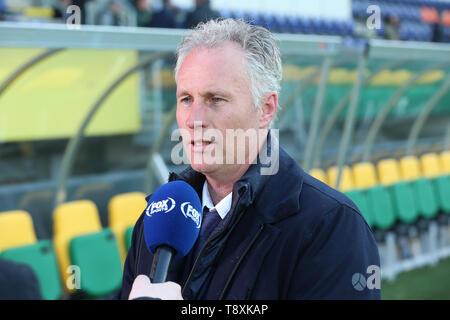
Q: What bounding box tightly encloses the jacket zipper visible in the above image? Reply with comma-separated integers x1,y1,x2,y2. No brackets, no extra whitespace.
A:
218,224,264,300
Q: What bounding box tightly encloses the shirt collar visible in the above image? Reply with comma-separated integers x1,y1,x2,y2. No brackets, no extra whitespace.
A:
202,180,232,220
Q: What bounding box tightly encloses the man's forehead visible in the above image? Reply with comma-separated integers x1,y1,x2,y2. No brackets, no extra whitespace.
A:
179,43,245,72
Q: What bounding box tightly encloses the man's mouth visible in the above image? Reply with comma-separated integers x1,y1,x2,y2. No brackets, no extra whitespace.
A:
190,139,214,152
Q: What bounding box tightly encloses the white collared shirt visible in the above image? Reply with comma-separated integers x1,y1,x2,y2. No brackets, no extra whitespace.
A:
202,180,232,219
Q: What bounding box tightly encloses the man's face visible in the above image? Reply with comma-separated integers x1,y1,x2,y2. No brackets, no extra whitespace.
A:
176,42,262,178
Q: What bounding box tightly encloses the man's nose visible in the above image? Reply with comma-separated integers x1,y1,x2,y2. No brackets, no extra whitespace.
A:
186,100,209,129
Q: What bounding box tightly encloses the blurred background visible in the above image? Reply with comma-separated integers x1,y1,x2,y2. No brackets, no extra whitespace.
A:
0,0,449,300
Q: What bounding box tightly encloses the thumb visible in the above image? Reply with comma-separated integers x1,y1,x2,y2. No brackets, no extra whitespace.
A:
128,274,152,300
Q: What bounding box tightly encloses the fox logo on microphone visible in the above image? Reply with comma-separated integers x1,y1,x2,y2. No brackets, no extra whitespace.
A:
181,202,201,228
146,197,176,216
143,181,202,258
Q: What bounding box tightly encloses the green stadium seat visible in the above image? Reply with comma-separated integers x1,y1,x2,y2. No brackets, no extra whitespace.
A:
377,158,419,225
411,178,439,219
366,185,396,230
433,175,450,213
389,182,419,224
125,226,134,252
345,189,373,228
69,228,122,297
53,200,102,292
0,240,62,300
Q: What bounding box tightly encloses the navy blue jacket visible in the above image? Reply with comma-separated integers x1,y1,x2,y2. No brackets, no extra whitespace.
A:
115,146,381,299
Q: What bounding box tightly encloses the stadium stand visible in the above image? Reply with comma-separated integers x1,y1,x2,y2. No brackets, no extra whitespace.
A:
377,158,419,224
0,210,36,252
0,210,62,300
0,240,62,300
52,199,127,298
326,165,355,192
441,150,450,173
69,228,122,297
1,0,450,300
108,191,147,262
1,0,449,42
53,200,103,292
309,168,328,184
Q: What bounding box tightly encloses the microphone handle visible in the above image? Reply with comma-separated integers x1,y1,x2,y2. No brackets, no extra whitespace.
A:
150,245,175,283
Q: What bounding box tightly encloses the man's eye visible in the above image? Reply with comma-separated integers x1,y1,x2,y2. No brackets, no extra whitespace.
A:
212,97,223,103
181,97,192,103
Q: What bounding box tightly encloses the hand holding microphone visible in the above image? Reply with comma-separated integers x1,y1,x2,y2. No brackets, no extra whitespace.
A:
128,181,202,300
128,275,183,300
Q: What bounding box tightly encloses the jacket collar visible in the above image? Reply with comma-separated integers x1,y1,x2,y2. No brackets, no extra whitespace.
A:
164,131,304,224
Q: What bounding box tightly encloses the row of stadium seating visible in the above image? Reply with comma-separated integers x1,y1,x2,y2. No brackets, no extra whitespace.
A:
353,0,447,22
219,10,355,36
235,12,450,42
398,21,435,41
384,0,450,8
310,151,450,231
0,192,147,299
218,1,450,41
0,150,448,299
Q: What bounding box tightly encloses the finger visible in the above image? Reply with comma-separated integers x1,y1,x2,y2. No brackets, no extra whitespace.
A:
135,274,151,287
129,274,151,300
164,281,182,291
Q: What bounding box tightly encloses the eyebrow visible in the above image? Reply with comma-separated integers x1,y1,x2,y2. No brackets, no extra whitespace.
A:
176,89,190,98
176,89,233,99
202,90,232,99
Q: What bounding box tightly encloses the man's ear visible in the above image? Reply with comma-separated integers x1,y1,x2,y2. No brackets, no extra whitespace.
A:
258,92,278,129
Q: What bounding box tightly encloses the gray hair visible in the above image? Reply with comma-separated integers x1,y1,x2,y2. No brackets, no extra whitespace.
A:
174,18,282,111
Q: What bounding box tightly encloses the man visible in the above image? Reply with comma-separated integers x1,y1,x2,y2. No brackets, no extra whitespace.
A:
116,18,380,300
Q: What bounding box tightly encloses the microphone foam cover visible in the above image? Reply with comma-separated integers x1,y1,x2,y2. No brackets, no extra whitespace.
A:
143,181,202,258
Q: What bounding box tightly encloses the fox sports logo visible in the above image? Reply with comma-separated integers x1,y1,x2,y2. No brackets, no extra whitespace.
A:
181,202,201,228
145,197,176,216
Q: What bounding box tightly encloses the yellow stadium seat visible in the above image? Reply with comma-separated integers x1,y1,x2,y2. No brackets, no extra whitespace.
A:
420,152,441,178
24,7,54,18
108,192,147,261
0,210,37,253
352,162,378,189
309,168,327,184
399,156,421,181
440,151,450,174
326,166,354,192
53,200,102,292
377,158,401,186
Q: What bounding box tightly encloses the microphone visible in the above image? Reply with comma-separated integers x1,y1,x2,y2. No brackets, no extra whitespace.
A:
143,181,202,283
